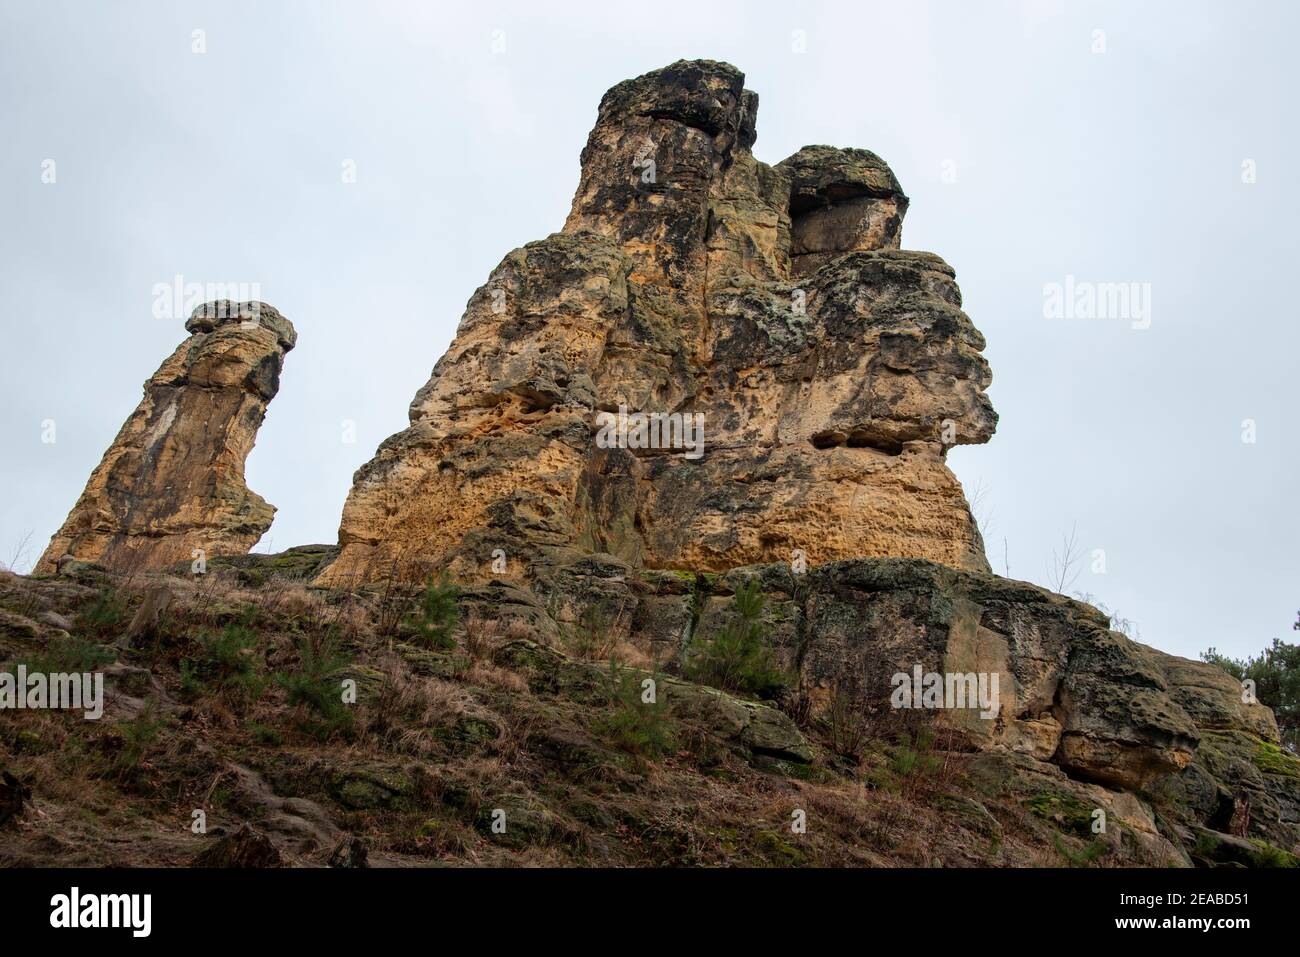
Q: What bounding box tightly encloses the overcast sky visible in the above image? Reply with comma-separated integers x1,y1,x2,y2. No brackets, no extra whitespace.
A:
2,0,1295,662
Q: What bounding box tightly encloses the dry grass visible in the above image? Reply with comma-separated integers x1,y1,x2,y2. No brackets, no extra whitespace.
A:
462,615,503,659
464,660,529,694
259,578,328,624
460,616,535,691
609,639,655,670
505,619,538,641
359,652,473,756
492,710,542,766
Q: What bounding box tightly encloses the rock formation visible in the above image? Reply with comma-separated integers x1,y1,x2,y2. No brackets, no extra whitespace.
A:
446,553,1298,854
36,301,295,574
317,59,995,588
311,60,1300,856
5,60,1296,868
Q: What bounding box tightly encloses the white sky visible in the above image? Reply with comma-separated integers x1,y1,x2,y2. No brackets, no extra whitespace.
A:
2,0,1295,662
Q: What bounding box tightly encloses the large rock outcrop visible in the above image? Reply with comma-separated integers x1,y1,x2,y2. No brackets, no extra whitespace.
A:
36,302,295,574
308,60,1300,854
450,552,1299,852
318,60,995,588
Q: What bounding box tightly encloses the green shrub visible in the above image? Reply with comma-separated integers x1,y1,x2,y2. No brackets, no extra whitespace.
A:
180,622,265,703
23,635,116,674
248,722,284,746
890,727,943,777
593,661,675,759
878,726,949,800
276,632,354,739
1055,834,1110,867
110,706,165,781
684,581,787,698
408,574,460,650
75,588,130,641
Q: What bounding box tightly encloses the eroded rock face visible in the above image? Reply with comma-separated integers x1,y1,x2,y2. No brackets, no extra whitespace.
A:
533,555,1223,791
318,60,995,587
448,551,1299,850
36,302,295,574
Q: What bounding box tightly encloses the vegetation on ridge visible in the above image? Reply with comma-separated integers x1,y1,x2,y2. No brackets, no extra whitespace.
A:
0,557,1296,868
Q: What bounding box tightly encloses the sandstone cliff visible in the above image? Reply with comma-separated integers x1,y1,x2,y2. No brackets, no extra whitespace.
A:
317,60,995,588
36,302,295,574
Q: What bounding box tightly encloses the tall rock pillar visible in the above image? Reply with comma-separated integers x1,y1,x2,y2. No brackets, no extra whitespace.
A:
36,301,295,574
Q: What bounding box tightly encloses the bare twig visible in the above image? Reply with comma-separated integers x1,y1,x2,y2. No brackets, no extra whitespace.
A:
1,530,35,574
1046,523,1082,594
969,478,994,542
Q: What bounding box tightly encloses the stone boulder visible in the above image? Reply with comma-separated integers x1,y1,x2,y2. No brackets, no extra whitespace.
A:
191,823,283,868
